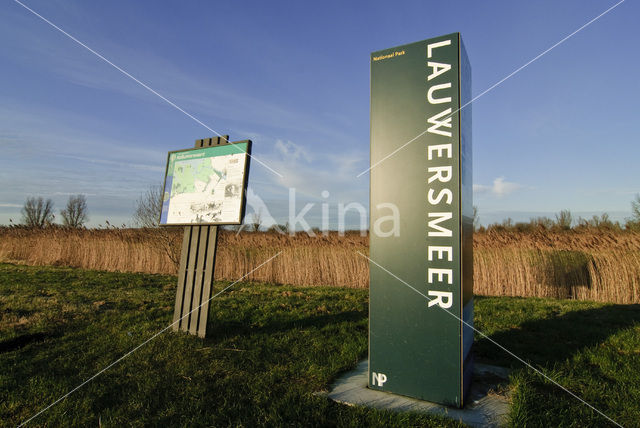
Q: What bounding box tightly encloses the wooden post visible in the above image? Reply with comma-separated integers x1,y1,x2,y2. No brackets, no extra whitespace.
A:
171,136,228,338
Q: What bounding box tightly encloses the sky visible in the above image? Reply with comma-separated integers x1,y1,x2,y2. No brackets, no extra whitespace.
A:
1,0,639,228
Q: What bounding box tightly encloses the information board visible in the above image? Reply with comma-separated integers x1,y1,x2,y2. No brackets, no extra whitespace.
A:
160,141,251,225
369,33,473,407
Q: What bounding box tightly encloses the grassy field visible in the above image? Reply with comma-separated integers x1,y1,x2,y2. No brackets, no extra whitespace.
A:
1,227,640,303
1,263,639,427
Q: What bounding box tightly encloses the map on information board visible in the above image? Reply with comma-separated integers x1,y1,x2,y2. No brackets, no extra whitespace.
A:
160,142,250,225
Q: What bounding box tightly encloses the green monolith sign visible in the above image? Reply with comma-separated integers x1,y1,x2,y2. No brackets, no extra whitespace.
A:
369,33,473,407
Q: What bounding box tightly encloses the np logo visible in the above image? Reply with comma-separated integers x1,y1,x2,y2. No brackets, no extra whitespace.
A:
371,372,388,387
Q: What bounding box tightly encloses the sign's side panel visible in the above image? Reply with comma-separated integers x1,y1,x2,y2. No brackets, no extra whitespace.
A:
238,140,252,228
459,35,474,402
369,33,462,406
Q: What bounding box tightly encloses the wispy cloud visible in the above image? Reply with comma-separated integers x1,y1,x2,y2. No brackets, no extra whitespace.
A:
474,177,522,197
1,5,367,226
52,191,97,197
5,18,357,146
55,154,164,173
274,140,312,163
242,135,368,204
0,104,163,162
0,104,167,222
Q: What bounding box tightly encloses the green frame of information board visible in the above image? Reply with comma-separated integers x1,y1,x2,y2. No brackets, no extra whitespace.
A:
369,33,473,407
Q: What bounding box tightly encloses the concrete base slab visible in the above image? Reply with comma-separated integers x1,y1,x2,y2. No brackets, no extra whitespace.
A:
323,360,510,427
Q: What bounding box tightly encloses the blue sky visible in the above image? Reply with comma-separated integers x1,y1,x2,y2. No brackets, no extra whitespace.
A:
1,0,639,228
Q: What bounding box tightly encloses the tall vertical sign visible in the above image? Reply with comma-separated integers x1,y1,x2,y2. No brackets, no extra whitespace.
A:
369,33,473,407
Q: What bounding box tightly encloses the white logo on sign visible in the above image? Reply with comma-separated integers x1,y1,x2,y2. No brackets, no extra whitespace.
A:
371,372,388,387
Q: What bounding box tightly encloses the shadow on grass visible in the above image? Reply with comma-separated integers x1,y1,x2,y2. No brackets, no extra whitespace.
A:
0,331,62,353
474,303,640,368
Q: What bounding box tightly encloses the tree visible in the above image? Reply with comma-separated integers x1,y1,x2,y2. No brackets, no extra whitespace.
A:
249,209,262,232
472,205,479,231
21,197,54,228
60,194,88,228
625,195,640,231
133,184,181,269
530,216,554,229
501,217,514,228
555,209,573,230
631,194,640,222
133,184,163,228
579,213,621,231
266,224,287,234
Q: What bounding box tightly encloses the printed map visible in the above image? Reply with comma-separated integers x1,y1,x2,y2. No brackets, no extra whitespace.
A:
160,143,248,225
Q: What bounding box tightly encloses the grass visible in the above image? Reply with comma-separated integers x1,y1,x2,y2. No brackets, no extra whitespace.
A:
0,263,458,427
474,297,640,426
1,263,639,427
2,227,640,303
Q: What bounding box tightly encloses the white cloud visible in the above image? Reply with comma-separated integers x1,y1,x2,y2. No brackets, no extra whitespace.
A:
274,140,312,163
248,138,368,204
0,204,22,208
474,177,522,197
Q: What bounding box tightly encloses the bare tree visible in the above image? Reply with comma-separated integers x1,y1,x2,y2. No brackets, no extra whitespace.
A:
60,194,88,228
472,205,479,231
625,194,640,231
631,194,640,222
133,184,181,269
530,216,554,229
555,209,573,230
133,184,163,228
21,197,54,228
583,213,620,230
249,209,262,232
266,224,287,234
234,210,263,234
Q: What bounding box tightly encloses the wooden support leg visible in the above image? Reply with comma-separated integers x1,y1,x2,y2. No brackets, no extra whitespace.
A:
171,136,228,337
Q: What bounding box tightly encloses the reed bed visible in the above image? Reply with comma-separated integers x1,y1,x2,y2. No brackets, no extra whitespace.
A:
1,227,639,303
474,230,640,303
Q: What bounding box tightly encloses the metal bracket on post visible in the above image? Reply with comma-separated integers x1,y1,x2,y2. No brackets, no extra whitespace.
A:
171,136,228,338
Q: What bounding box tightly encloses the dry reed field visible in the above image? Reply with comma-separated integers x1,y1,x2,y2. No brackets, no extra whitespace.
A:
1,226,639,303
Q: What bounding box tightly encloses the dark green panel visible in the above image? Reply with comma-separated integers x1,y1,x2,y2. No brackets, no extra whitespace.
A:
369,33,472,407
